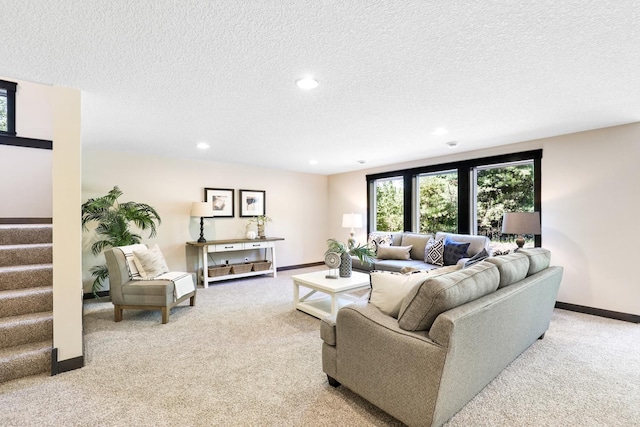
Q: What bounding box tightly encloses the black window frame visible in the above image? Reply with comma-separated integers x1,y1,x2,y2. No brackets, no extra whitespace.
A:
367,149,542,246
0,79,17,137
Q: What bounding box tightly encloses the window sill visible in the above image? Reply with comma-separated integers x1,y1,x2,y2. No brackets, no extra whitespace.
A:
0,134,52,150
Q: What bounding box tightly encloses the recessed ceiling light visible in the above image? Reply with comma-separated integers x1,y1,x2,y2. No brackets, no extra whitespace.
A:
357,160,367,164
196,142,210,150
309,159,318,165
432,127,449,136
446,141,458,148
296,77,319,90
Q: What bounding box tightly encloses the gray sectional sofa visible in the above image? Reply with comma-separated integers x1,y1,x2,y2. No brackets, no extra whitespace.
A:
321,248,563,427
352,231,491,272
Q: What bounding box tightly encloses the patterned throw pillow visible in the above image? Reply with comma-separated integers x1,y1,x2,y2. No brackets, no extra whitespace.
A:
367,233,393,256
463,248,489,268
424,237,444,266
132,244,170,279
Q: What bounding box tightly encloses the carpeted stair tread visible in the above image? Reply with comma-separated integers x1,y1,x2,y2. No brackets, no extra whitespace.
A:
0,244,53,267
0,225,54,384
0,224,52,245
0,286,53,317
0,340,52,383
0,264,53,291
0,312,53,349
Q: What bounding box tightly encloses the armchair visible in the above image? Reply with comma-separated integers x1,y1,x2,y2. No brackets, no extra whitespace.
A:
105,244,196,324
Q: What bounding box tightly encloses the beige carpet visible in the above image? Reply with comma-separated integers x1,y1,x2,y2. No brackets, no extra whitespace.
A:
1,267,639,426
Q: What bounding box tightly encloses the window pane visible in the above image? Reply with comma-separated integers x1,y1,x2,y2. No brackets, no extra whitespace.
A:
0,89,7,133
417,171,457,234
374,177,403,232
476,162,535,246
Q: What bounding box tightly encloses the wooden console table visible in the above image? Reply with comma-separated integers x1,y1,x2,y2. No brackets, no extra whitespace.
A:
187,237,284,288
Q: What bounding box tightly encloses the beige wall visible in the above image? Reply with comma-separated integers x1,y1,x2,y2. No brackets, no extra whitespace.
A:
15,78,54,140
52,86,83,362
0,77,52,218
328,123,640,316
81,150,329,292
0,77,82,362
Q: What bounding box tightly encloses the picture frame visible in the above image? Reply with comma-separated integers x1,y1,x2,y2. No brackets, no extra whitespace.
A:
204,188,235,218
239,189,266,217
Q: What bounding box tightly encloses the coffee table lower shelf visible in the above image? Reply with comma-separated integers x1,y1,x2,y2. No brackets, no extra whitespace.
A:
292,270,370,319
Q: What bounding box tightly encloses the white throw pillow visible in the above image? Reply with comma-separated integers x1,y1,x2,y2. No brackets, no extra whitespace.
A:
369,270,433,318
132,244,169,279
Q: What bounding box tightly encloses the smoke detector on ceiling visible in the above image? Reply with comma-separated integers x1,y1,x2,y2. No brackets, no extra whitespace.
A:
446,141,458,148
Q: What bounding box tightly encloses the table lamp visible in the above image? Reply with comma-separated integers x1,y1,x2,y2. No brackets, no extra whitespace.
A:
342,213,363,249
191,202,214,243
501,212,541,249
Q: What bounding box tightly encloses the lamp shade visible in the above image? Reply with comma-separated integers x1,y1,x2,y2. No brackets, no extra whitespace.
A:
342,213,363,229
501,212,541,235
190,202,213,218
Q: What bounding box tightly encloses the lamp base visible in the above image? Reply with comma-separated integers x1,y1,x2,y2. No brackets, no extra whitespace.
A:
198,217,206,243
347,230,356,249
515,235,525,249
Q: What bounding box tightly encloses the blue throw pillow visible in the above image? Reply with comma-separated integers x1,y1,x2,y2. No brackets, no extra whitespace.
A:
443,236,470,266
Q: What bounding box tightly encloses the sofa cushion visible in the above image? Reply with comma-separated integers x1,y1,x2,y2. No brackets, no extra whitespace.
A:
367,232,394,256
401,233,432,260
443,236,470,266
397,262,500,331
425,237,445,266
485,252,530,288
376,245,412,260
517,248,551,276
369,270,434,317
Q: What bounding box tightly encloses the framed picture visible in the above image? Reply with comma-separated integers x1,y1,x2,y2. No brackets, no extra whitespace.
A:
239,189,265,217
204,188,234,218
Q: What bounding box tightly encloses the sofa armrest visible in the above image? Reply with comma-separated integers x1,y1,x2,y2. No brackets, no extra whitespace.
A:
320,314,337,346
330,302,448,427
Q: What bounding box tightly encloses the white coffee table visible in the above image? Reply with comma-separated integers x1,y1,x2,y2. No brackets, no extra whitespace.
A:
292,270,371,319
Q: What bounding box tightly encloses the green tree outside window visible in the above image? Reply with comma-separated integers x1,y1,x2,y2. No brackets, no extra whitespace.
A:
418,172,458,234
0,93,7,132
476,164,534,242
375,179,403,232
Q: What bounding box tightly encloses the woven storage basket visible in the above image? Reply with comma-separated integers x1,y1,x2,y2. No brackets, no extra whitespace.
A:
230,263,253,274
208,265,231,277
252,260,272,271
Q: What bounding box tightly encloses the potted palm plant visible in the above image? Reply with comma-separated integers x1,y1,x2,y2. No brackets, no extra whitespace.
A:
325,238,376,277
81,186,161,297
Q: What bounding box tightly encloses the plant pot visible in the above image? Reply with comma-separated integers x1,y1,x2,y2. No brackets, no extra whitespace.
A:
339,252,352,278
257,224,265,239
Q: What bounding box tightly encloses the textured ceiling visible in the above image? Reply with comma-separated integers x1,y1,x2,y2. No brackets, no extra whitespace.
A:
1,1,639,174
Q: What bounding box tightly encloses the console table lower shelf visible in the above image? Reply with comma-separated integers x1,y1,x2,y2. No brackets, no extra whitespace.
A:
187,237,284,288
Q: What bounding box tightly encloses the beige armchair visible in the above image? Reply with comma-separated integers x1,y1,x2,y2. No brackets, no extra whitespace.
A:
105,244,196,324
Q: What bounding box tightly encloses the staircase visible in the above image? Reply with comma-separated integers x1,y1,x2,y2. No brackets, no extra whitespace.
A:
0,224,53,383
